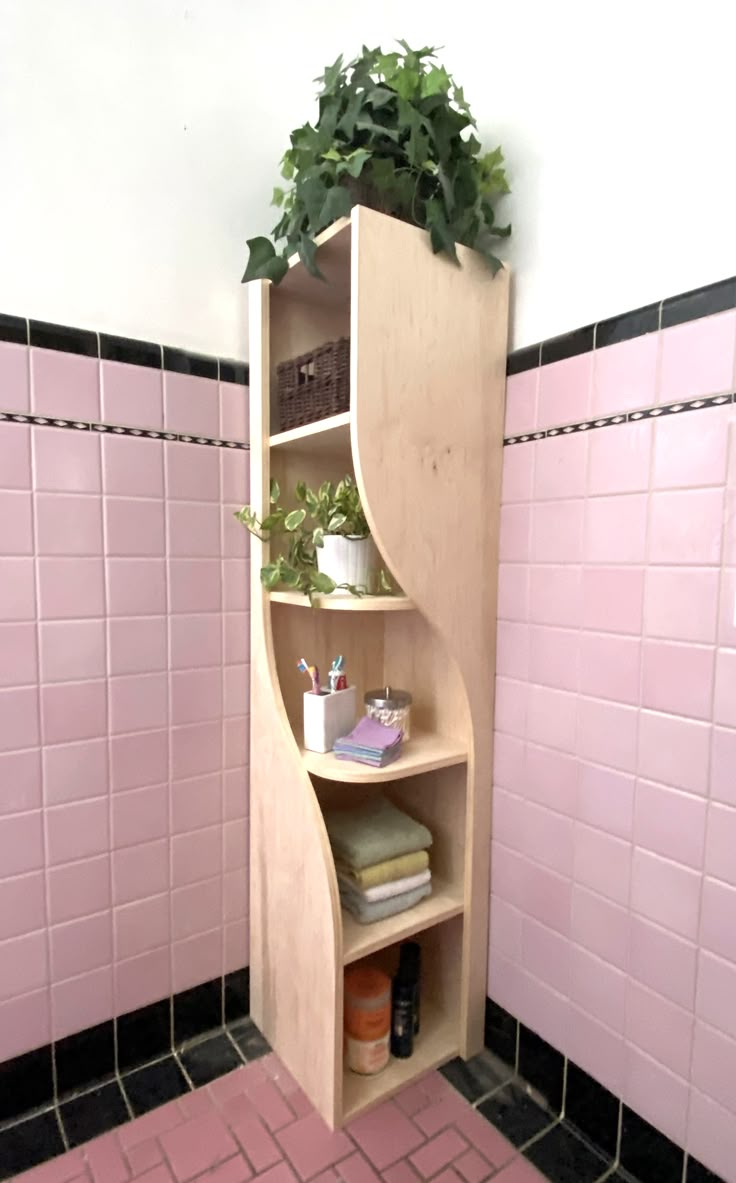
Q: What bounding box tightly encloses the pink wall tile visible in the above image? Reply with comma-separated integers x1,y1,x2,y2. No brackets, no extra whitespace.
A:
705,803,736,887
223,558,250,611
501,442,534,503
515,969,571,1054
47,856,111,925
0,809,43,876
649,488,725,565
638,710,711,795
112,783,168,848
42,678,106,744
0,622,37,687
172,720,223,780
634,779,707,869
0,930,48,1000
591,333,658,418
537,353,592,430
36,492,102,555
110,729,168,792
0,989,50,1061
496,621,531,681
108,616,167,676
490,842,527,910
521,861,572,936
221,505,248,559
31,348,100,422
582,566,644,634
626,979,693,1077
105,497,165,556
499,503,531,563
167,439,221,501
697,951,736,1042
46,797,108,865
489,895,523,964
641,640,715,720
171,614,222,670
497,564,529,622
39,620,106,682
577,763,634,839
629,914,697,1010
53,965,113,1041
101,359,162,429
494,677,527,738
645,566,720,644
102,435,163,498
653,404,730,488
529,565,582,627
171,668,223,725
584,494,648,564
588,419,652,495
690,1021,736,1115
221,448,249,508
688,1089,736,1183
172,877,222,941
574,823,631,906
0,341,30,411
164,371,219,438
173,928,223,993
0,870,46,940
0,686,40,752
0,422,31,489
577,696,638,773
0,749,41,816
504,369,538,437
0,490,33,554
524,743,577,815
520,801,574,877
37,557,105,619
631,849,701,940
224,916,249,973
700,877,736,963
107,557,166,616
172,823,222,886
578,632,640,704
44,738,107,805
50,910,112,980
624,1046,690,1147
114,894,170,960
223,768,248,821
569,945,626,1031
169,501,222,558
528,626,578,691
113,839,169,905
224,665,249,718
115,946,171,1015
533,434,588,500
530,500,584,563
718,568,736,648
172,773,222,833
566,1004,625,1096
571,886,628,967
170,558,222,614
220,381,248,443
33,426,100,492
526,684,577,751
521,917,571,995
714,647,736,726
109,672,167,734
493,733,526,794
659,311,736,403
224,818,248,871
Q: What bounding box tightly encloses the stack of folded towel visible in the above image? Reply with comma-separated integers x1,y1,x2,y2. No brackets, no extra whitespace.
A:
324,795,433,925
333,717,403,768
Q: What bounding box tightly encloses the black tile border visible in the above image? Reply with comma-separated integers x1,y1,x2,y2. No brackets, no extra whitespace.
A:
506,272,736,375
0,1044,54,1125
0,410,248,450
55,1020,115,1097
0,312,249,385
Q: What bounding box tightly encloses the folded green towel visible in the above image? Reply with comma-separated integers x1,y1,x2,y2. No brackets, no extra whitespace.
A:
324,795,432,870
337,868,431,903
340,881,432,925
335,850,430,889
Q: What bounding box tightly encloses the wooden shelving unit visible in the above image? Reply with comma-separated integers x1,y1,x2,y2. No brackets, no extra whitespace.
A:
248,206,509,1128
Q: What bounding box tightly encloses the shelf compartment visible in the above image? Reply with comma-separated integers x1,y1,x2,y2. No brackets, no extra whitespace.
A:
302,732,468,784
341,1000,458,1122
270,590,413,612
269,412,351,455
342,879,464,965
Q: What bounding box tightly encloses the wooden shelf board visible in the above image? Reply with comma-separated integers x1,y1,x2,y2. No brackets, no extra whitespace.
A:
270,590,413,612
342,880,464,965
302,733,468,784
341,1001,458,1122
269,412,351,456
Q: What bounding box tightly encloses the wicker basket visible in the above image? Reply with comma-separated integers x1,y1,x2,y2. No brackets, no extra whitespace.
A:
276,338,350,433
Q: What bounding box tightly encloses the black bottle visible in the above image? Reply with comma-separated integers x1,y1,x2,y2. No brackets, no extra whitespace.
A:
399,941,421,1035
390,969,414,1058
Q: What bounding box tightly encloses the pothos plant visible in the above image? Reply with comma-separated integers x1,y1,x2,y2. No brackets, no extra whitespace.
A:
243,41,510,285
235,474,392,597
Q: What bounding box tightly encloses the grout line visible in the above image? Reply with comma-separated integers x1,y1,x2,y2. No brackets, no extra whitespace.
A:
54,1102,70,1153
173,1048,195,1091
225,1026,249,1066
514,1019,520,1073
117,1071,135,1121
560,1056,569,1120
614,1097,623,1167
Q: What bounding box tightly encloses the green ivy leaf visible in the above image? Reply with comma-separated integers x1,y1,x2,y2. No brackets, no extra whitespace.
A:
317,184,352,231
284,509,306,531
420,65,451,98
311,571,337,594
271,186,286,207
355,118,400,142
312,527,324,548
295,481,307,501
241,237,289,284
321,147,343,162
269,478,280,503
340,148,371,178
298,233,325,280
260,564,281,589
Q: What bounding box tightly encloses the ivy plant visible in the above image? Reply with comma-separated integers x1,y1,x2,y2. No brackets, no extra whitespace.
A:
235,475,391,598
242,41,510,285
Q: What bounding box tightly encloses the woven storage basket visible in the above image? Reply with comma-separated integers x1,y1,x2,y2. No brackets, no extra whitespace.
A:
276,337,350,432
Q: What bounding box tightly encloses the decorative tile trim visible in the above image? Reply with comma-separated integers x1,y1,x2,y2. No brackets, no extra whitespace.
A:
506,274,736,375
0,410,248,449
0,312,249,385
504,391,735,446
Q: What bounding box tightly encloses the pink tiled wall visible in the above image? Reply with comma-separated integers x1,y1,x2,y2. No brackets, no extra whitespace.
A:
492,309,736,1181
0,339,250,1062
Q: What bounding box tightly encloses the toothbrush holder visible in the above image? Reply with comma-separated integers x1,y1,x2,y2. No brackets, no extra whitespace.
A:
303,686,357,754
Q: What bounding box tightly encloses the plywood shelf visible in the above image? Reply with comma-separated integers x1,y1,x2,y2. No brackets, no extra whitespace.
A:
270,590,413,612
342,880,464,965
302,732,468,784
341,1001,458,1122
269,412,351,455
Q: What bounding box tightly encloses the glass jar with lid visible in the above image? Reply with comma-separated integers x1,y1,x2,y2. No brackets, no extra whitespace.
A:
363,686,412,739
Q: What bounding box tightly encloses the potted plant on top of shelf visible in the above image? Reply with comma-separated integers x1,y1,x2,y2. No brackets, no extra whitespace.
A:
236,474,390,598
242,40,510,285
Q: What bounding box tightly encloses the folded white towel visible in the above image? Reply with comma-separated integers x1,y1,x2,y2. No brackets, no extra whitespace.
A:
337,867,431,903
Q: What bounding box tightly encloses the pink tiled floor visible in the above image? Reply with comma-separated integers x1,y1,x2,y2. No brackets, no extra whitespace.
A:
13,1055,546,1183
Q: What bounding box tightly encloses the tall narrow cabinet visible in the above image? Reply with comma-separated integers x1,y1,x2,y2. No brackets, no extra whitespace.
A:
248,206,509,1129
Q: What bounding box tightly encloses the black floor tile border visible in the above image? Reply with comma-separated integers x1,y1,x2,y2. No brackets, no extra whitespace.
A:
0,409,248,450
479,998,728,1183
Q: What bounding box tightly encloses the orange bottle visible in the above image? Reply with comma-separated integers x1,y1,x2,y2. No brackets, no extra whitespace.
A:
344,965,391,1075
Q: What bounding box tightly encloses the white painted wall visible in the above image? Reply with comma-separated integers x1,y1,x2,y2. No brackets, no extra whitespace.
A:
1,0,735,358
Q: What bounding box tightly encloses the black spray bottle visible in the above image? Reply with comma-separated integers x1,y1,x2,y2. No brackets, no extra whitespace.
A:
391,941,421,1058
399,941,421,1035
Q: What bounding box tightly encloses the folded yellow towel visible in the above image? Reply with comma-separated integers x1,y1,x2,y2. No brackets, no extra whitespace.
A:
335,849,430,890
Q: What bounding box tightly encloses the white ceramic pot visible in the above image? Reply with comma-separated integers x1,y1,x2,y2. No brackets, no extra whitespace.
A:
317,535,377,593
